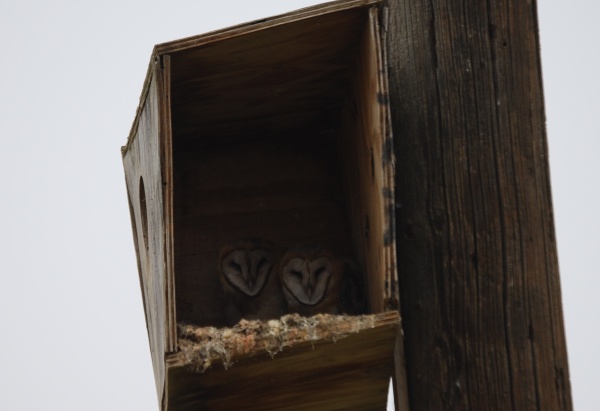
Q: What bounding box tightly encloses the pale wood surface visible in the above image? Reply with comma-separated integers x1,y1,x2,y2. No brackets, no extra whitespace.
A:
122,67,169,400
157,54,177,352
166,312,400,410
385,0,572,409
338,6,397,315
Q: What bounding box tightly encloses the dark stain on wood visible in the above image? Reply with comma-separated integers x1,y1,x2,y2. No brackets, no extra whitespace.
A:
385,0,572,409
377,91,389,105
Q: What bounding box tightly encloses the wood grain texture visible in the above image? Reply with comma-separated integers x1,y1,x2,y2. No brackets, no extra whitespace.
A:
338,7,397,315
384,0,572,409
122,65,170,401
157,54,177,354
166,312,400,410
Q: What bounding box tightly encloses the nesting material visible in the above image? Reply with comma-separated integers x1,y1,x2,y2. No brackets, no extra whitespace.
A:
166,311,400,410
175,313,394,373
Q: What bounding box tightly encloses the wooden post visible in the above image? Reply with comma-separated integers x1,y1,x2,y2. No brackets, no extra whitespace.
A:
384,0,572,409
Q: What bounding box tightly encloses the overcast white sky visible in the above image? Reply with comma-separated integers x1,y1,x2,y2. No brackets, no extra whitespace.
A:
0,1,597,410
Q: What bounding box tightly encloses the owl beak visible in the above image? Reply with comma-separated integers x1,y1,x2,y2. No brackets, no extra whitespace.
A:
300,277,309,297
306,276,316,298
241,269,252,287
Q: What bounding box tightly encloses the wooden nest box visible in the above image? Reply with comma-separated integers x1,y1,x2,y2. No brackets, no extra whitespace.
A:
122,0,404,409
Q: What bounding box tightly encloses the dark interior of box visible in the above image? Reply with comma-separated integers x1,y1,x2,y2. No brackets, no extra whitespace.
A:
169,8,385,327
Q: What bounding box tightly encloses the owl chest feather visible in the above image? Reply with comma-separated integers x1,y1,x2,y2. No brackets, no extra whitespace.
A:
283,272,343,316
222,273,285,321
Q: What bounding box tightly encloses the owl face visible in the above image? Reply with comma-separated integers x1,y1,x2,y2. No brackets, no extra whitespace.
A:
219,240,275,297
280,250,336,307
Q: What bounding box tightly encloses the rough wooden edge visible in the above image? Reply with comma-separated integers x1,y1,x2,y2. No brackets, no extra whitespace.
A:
124,176,150,339
372,7,397,311
369,7,409,410
157,54,177,354
122,56,158,156
154,0,382,55
374,8,406,410
166,311,400,373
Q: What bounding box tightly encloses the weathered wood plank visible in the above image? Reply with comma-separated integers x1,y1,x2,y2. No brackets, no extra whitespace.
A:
122,66,169,401
385,0,572,409
338,5,396,316
157,54,177,353
166,312,400,410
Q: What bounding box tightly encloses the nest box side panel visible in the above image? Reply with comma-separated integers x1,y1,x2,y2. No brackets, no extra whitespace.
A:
339,7,397,314
369,6,398,311
122,67,170,401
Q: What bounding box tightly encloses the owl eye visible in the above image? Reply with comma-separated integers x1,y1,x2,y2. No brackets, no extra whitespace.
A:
256,257,269,271
229,261,242,272
290,270,303,279
314,267,326,278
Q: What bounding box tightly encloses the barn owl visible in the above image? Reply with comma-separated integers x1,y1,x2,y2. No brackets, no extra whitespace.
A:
218,239,286,324
278,248,366,317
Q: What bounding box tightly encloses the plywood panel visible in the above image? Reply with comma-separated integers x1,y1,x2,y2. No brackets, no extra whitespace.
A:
338,6,396,314
157,54,177,353
122,65,169,400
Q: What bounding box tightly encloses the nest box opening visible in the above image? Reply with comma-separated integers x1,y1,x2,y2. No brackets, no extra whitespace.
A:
166,6,396,328
139,176,150,252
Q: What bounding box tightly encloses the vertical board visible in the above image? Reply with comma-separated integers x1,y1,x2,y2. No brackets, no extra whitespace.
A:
157,54,177,353
368,7,410,410
370,7,399,313
339,9,408,407
339,6,397,313
122,62,168,401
